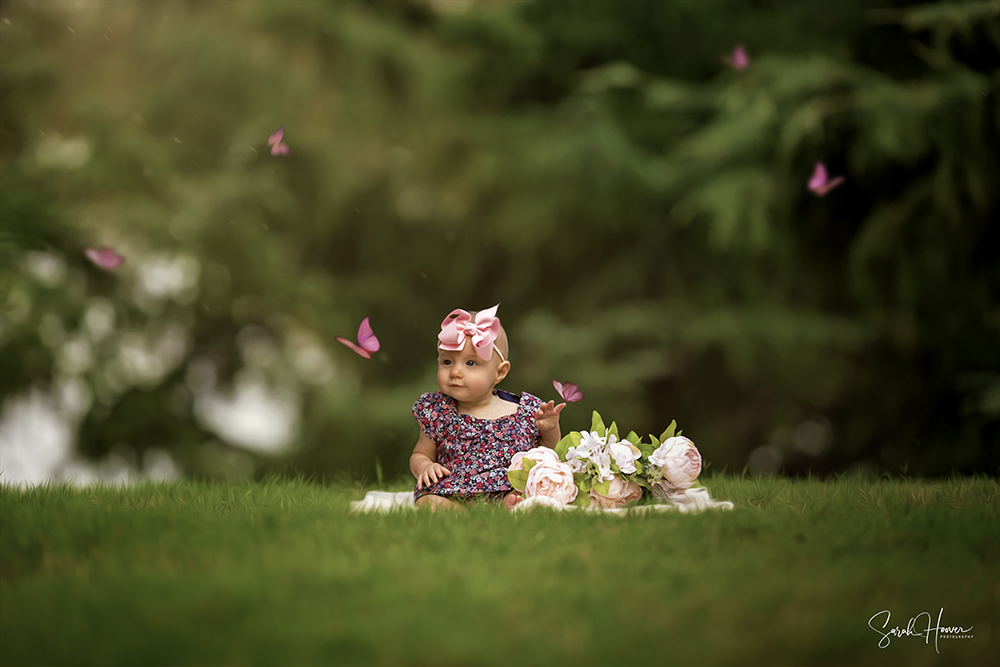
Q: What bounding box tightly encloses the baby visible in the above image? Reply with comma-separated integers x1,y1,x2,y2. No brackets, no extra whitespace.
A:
409,305,565,511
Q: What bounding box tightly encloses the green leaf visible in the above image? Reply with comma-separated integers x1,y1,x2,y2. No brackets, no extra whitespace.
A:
593,479,611,496
573,473,592,493
570,491,591,508
625,430,641,446
556,432,583,463
609,421,619,440
658,420,677,442
590,411,606,436
523,458,537,474
554,433,575,460
638,441,655,457
648,434,660,448
507,469,527,491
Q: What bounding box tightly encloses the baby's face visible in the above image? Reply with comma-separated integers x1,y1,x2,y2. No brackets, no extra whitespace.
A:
437,338,506,404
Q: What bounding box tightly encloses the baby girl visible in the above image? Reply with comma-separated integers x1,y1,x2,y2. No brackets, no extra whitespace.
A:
409,305,565,511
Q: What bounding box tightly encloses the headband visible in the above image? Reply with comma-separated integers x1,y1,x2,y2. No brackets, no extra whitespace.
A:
438,304,506,363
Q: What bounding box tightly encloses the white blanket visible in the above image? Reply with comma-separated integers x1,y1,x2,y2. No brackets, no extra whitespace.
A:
349,487,734,515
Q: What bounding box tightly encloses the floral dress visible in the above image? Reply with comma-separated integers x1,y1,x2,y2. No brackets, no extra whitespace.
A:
412,389,543,502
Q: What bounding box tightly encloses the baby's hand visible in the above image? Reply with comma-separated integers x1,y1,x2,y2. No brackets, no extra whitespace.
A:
416,462,451,489
534,400,566,434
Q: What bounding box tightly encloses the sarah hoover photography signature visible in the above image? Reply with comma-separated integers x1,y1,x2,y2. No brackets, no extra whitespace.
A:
869,608,973,653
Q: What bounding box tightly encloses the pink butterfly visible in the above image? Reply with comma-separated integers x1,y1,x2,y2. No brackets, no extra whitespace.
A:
808,162,846,196
84,246,125,270
336,317,380,359
552,379,584,403
267,126,290,156
722,44,750,70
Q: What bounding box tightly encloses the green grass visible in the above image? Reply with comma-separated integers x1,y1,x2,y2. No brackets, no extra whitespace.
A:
2,473,997,666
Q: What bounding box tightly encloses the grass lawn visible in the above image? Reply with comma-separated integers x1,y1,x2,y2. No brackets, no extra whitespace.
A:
1,473,997,666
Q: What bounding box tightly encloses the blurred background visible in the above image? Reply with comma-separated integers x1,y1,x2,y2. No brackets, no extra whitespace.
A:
1,0,997,488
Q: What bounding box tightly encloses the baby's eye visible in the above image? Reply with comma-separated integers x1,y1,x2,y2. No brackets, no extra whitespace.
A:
441,359,452,366
466,360,477,367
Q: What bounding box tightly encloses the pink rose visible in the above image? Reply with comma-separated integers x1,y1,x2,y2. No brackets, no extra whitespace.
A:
588,476,644,509
524,460,578,505
649,436,702,492
509,447,561,472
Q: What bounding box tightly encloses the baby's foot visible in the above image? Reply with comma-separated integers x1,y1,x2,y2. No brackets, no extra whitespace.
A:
503,491,523,512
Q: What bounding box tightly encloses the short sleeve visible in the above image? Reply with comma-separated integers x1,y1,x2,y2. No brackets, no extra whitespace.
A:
519,391,544,414
412,392,445,441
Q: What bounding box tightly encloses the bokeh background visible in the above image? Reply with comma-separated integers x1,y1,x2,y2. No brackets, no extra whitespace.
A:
1,0,998,488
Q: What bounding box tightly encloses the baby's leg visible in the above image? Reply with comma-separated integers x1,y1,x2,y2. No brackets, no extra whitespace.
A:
415,494,466,512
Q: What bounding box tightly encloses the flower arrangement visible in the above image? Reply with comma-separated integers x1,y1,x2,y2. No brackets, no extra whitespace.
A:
507,411,703,510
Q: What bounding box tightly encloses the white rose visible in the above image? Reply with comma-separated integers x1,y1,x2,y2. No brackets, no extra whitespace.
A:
649,436,702,491
608,441,640,474
524,460,579,505
588,476,644,509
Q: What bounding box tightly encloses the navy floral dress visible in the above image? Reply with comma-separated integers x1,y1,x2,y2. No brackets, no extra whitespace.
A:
412,390,543,502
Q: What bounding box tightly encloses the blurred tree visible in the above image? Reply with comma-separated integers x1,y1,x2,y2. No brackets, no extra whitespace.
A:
0,0,997,484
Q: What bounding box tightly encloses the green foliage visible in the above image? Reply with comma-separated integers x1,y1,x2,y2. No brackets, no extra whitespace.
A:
554,430,581,460
658,419,678,443
507,468,527,491
590,411,606,436
1,0,998,484
638,441,656,459
568,489,591,508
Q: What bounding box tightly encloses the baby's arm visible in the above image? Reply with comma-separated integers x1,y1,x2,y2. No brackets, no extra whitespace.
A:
410,430,451,489
534,400,566,449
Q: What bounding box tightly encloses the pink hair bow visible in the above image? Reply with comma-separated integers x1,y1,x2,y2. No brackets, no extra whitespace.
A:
438,304,505,362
